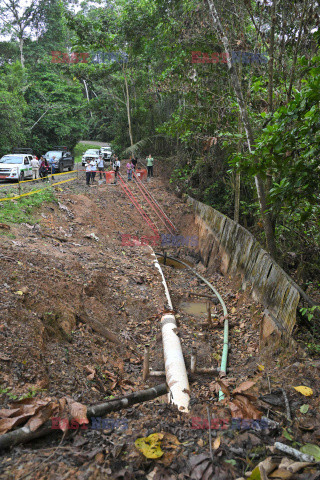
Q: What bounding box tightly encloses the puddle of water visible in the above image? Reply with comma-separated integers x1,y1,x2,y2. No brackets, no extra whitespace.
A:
156,256,194,269
179,300,208,316
157,256,187,269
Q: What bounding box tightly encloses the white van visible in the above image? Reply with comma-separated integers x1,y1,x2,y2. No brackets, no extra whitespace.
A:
0,153,33,181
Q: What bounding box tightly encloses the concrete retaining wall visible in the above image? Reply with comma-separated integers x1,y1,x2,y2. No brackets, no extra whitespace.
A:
188,197,300,337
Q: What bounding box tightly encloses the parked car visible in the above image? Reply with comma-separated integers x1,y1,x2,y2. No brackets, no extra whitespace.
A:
0,149,33,181
82,149,100,166
44,146,74,173
100,146,113,161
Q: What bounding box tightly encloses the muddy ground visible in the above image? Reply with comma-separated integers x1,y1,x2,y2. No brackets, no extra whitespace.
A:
0,167,319,480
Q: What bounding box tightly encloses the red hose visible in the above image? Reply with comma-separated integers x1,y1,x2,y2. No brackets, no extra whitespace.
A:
118,174,160,238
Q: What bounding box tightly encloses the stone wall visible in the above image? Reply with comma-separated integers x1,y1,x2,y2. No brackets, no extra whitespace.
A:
188,197,300,337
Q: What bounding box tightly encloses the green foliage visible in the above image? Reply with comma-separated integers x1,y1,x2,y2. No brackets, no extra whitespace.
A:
249,55,320,221
0,188,56,224
300,306,320,323
0,386,45,402
0,63,27,155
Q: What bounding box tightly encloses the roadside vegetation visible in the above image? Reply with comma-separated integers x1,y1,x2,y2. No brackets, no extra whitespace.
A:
0,188,56,224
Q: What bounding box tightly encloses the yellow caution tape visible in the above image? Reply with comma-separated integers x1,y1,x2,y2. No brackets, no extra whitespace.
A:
0,169,78,188
19,170,78,184
0,177,76,202
52,178,77,187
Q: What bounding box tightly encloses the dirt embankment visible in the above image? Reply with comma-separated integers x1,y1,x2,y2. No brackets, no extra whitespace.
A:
0,169,319,480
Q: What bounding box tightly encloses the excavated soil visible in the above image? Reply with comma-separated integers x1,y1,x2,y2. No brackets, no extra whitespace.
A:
0,168,319,480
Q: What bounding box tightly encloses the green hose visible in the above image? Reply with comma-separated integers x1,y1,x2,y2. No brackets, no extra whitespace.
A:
155,253,228,401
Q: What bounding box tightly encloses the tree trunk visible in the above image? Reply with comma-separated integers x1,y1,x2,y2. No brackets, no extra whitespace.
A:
207,0,277,258
234,114,242,224
266,0,277,239
83,80,92,118
287,0,308,102
234,170,240,223
19,37,24,68
0,384,168,449
123,65,134,146
268,0,276,113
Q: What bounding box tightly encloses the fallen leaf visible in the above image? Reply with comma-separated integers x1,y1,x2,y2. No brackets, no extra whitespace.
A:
286,461,314,473
135,433,164,459
260,392,284,406
85,365,95,380
229,394,262,420
161,432,180,450
293,386,313,396
15,291,24,296
188,454,232,479
233,380,256,394
300,444,320,461
213,436,221,450
282,429,294,441
0,408,21,418
248,458,283,480
25,402,57,432
300,404,309,414
269,468,293,478
0,415,28,435
66,398,89,425
257,364,265,372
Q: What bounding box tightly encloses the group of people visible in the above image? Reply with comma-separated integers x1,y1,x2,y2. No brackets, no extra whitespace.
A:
121,154,154,183
85,155,106,186
30,155,56,181
85,154,140,186
31,151,155,186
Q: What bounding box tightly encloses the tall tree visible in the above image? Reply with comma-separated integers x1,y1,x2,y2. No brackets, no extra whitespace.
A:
0,0,45,67
207,0,277,258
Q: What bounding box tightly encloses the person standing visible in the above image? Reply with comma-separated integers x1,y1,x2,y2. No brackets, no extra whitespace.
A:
31,156,40,180
113,157,120,184
90,159,97,183
126,160,134,181
40,158,50,182
50,155,56,180
85,160,92,186
97,155,104,180
146,154,154,178
132,156,137,171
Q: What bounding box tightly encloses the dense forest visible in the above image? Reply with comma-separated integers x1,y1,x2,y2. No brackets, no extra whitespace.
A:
0,0,319,324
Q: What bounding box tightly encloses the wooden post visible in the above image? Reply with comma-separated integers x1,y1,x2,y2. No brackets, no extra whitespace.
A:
143,344,150,381
190,347,197,373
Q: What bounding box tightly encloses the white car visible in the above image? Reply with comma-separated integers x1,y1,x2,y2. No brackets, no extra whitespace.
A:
0,153,33,181
100,146,113,161
82,149,100,166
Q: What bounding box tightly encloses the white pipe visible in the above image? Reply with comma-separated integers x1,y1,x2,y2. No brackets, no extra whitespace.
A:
150,249,190,412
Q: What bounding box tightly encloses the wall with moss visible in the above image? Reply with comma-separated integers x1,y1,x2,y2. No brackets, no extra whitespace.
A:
188,197,300,337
